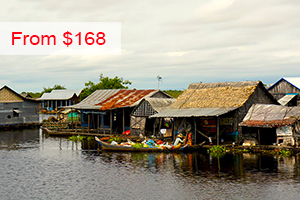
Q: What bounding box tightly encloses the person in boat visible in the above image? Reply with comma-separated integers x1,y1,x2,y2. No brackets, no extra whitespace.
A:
173,133,185,147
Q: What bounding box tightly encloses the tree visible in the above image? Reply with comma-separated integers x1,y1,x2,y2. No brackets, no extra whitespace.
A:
21,84,66,98
21,91,42,98
80,73,132,100
42,84,66,94
163,90,183,98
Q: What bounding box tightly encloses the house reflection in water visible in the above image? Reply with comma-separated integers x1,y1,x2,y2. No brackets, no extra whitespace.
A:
0,129,40,150
97,151,300,182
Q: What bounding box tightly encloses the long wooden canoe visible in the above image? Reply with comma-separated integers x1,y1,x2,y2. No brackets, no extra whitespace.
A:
95,137,204,152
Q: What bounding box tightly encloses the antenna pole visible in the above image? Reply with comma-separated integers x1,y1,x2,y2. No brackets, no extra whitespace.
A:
157,75,162,90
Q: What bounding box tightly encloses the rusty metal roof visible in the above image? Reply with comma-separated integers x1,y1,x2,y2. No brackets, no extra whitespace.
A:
97,89,158,110
240,104,300,128
71,89,120,109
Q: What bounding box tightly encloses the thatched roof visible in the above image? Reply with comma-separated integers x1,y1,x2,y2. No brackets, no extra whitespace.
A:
170,81,260,109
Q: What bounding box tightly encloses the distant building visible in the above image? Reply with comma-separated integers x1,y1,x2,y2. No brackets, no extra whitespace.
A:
0,85,39,126
268,77,300,106
39,89,82,111
151,81,279,144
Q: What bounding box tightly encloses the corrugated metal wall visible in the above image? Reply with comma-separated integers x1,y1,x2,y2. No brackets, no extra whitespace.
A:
0,101,39,125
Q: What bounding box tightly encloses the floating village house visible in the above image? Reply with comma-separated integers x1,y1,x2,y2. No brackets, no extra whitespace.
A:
150,81,278,145
239,104,300,146
130,97,176,137
0,85,39,127
268,77,300,106
71,89,172,134
39,89,82,111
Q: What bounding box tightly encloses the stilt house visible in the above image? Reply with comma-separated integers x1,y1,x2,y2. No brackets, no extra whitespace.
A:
239,104,300,146
268,77,300,106
130,98,175,137
0,85,39,126
71,89,172,134
150,81,278,144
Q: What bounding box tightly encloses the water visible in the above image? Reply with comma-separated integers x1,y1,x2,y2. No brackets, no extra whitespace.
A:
1,129,300,200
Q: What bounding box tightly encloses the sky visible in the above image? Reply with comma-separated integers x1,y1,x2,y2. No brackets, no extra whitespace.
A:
1,0,300,93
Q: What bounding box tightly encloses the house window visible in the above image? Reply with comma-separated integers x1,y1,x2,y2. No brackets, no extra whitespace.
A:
13,108,20,118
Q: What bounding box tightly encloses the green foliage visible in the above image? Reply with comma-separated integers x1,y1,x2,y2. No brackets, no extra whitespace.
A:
207,145,227,158
238,149,249,153
68,135,85,142
21,91,42,98
163,90,183,98
107,135,126,144
42,84,66,94
131,143,143,149
277,149,293,157
86,136,93,142
21,84,66,98
80,73,132,100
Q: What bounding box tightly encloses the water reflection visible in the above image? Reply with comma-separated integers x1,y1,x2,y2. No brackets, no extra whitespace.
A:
95,151,300,183
0,130,300,199
0,129,40,150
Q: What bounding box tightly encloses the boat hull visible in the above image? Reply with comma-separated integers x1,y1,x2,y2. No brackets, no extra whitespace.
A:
95,137,203,152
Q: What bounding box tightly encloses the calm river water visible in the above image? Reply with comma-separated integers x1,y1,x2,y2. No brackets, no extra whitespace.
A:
1,129,300,200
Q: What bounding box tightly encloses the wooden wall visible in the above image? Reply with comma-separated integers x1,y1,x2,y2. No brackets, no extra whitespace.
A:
151,91,172,98
235,84,278,140
269,79,300,102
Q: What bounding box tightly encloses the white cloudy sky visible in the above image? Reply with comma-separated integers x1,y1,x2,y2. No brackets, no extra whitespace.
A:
1,0,300,93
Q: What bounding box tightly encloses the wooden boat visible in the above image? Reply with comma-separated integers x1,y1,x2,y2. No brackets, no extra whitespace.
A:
42,127,107,137
95,136,204,152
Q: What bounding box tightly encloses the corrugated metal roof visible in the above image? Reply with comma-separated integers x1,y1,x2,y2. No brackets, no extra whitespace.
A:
70,89,160,110
97,89,158,110
39,89,82,100
240,104,300,127
278,94,297,106
149,107,237,118
71,89,120,109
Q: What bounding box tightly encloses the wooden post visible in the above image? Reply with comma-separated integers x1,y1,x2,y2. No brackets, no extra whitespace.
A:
194,117,197,144
75,116,77,133
88,114,90,133
258,128,260,146
217,117,220,145
92,113,94,131
153,118,156,136
71,110,73,127
158,118,162,137
110,110,113,135
172,118,175,141
123,109,125,133
98,114,100,134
